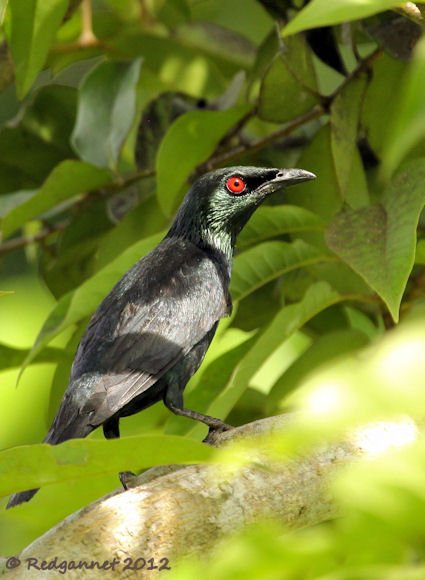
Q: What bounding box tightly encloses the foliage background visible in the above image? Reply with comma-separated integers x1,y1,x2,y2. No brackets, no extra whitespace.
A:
1,0,425,576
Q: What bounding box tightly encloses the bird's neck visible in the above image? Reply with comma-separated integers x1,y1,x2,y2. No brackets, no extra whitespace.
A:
198,224,235,264
167,209,235,275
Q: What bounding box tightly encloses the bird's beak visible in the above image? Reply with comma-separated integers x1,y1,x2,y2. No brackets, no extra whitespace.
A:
256,168,316,196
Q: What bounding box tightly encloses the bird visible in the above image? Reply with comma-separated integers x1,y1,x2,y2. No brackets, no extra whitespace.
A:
7,165,315,508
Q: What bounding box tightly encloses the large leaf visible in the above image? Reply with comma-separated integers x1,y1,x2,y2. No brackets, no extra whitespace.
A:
8,0,68,98
0,0,7,25
176,22,256,70
0,343,67,371
94,197,168,271
231,240,330,302
23,233,163,370
267,329,370,410
258,34,318,124
361,53,405,156
156,105,251,216
0,190,36,218
71,59,143,169
201,282,346,424
326,159,425,322
330,75,367,198
283,0,410,36
0,434,213,497
0,126,67,194
382,37,425,178
237,205,324,249
0,161,112,239
284,125,369,227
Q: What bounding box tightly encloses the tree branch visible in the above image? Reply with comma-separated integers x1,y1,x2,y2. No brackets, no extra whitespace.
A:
200,105,324,174
5,413,419,578
0,221,69,257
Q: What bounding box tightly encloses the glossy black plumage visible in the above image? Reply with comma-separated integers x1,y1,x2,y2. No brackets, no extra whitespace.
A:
7,165,315,508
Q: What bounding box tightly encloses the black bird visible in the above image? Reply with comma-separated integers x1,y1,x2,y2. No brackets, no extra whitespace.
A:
7,165,315,508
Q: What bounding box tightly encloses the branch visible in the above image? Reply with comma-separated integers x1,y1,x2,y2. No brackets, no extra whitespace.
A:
197,47,382,174
79,0,98,46
6,413,419,577
0,169,155,258
0,221,68,257
200,105,324,174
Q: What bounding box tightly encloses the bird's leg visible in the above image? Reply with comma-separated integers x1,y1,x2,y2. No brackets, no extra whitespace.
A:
103,416,136,489
119,471,137,490
166,400,232,431
103,416,120,439
164,386,232,433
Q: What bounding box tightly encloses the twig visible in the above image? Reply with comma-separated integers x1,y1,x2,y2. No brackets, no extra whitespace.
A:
195,47,382,175
79,0,98,46
0,169,155,258
332,47,381,95
0,221,69,257
198,105,324,174
217,107,258,149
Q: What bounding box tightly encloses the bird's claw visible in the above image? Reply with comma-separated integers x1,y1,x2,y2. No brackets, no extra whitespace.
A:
119,471,136,490
203,421,233,444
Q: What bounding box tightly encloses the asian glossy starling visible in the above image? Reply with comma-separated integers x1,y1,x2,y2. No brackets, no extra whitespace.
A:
7,165,315,508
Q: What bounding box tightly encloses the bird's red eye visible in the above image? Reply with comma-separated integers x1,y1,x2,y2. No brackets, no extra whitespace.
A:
226,176,246,194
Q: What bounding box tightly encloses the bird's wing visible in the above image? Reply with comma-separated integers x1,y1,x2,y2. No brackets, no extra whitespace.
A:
71,240,230,423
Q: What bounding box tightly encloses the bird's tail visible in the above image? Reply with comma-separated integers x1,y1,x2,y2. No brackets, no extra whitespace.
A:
6,412,94,509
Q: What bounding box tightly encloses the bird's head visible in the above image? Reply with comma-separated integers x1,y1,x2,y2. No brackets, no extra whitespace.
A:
169,166,316,260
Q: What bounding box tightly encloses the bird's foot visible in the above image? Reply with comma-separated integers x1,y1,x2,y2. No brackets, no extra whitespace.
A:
119,471,136,490
202,420,233,445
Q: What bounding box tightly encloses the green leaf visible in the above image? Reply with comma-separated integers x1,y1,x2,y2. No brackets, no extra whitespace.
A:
156,105,251,216
0,125,67,194
267,329,369,410
71,59,143,169
0,343,67,371
0,190,36,218
176,22,256,70
326,159,425,322
361,53,405,156
284,125,369,226
23,233,163,370
151,0,191,27
94,196,167,271
237,205,324,249
0,434,213,497
258,34,318,124
203,282,345,422
0,161,112,239
415,239,425,265
382,37,425,178
283,0,409,37
0,0,8,25
330,74,367,197
231,240,330,302
8,0,68,98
